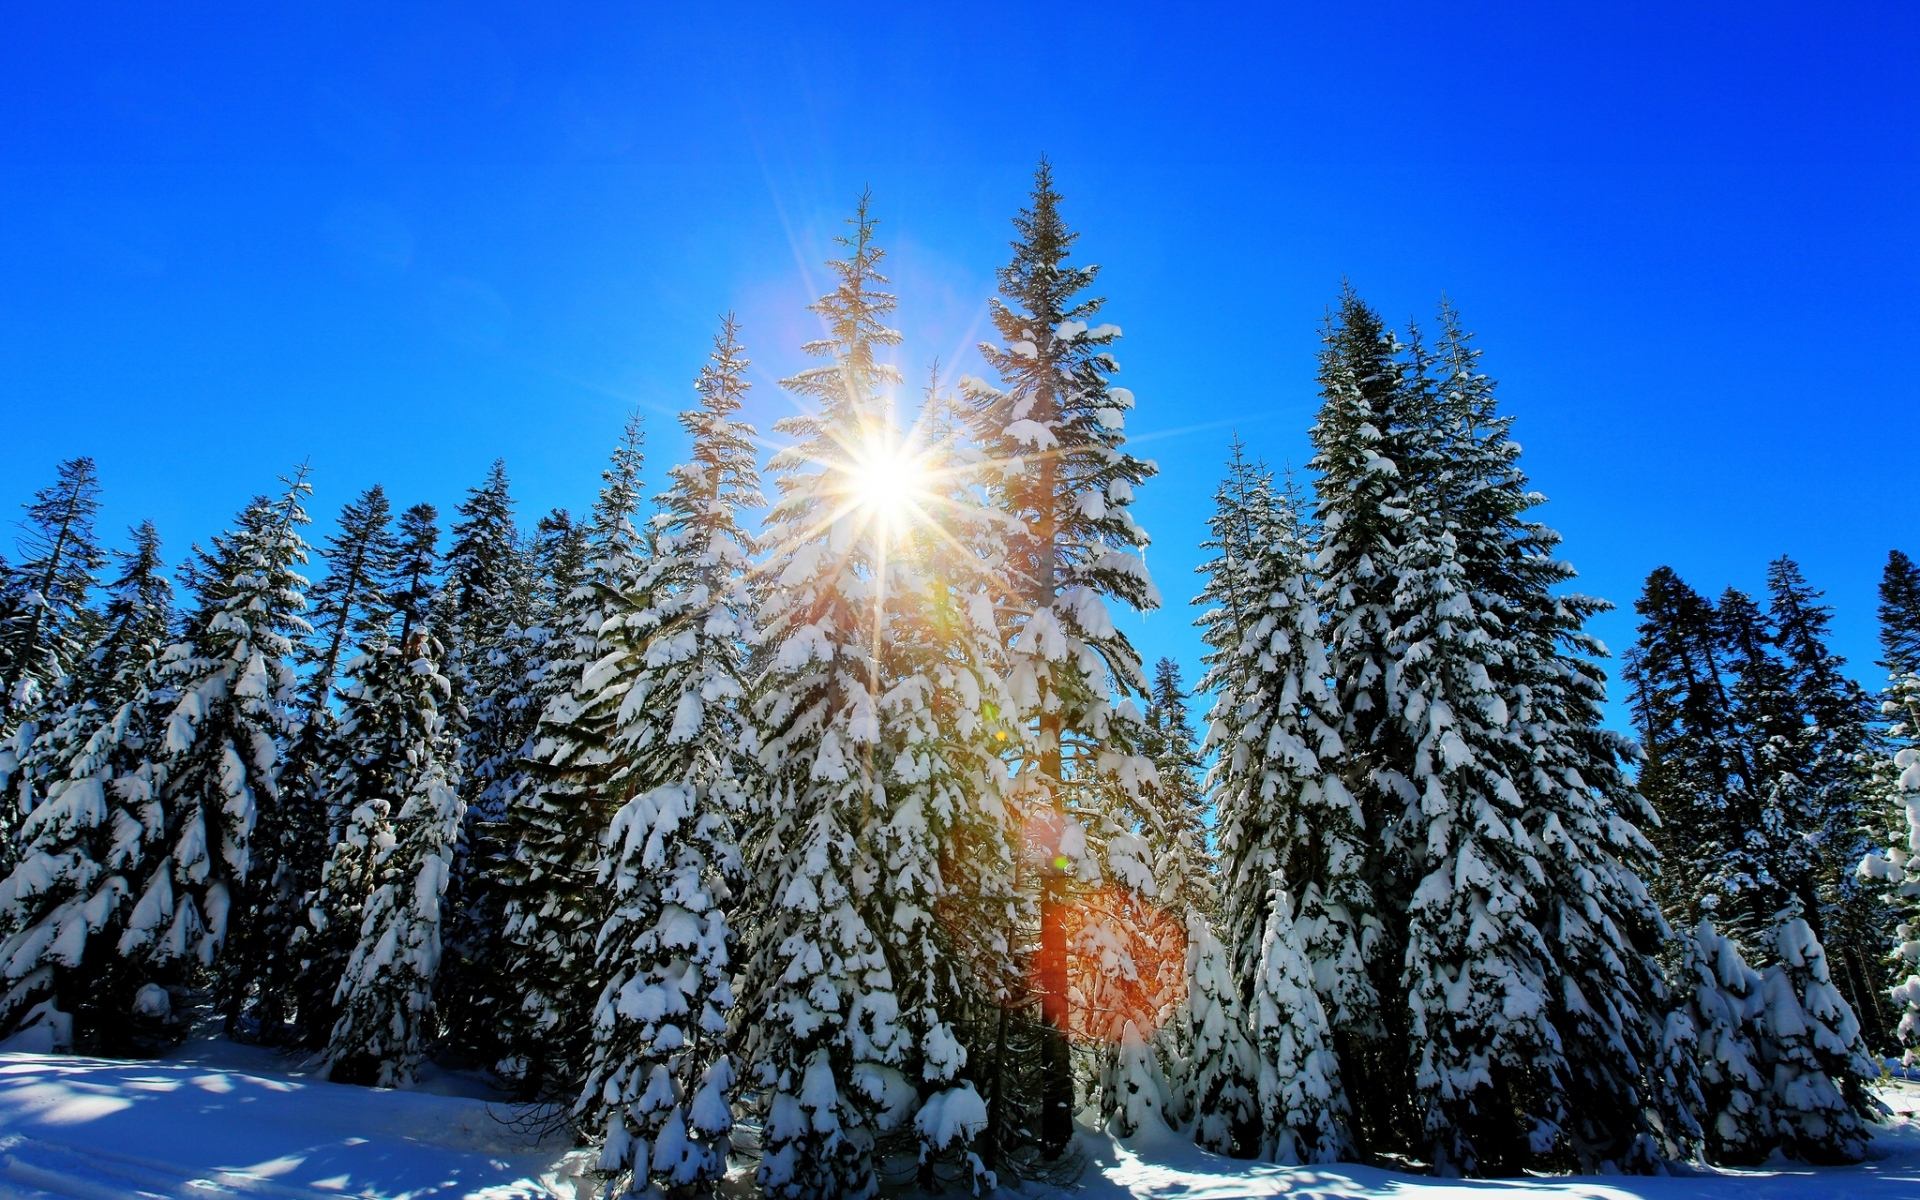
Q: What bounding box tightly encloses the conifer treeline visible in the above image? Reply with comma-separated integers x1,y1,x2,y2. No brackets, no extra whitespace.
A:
0,165,1908,1194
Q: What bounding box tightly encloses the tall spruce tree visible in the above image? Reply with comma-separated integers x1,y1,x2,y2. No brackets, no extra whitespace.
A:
324,634,463,1088
1197,448,1363,1160
433,460,529,1064
126,478,308,1025
0,457,106,733
742,196,919,1200
1426,306,1669,1170
292,504,437,1049
0,523,173,1050
498,416,648,1098
578,324,759,1197
1880,550,1920,678
961,160,1160,1155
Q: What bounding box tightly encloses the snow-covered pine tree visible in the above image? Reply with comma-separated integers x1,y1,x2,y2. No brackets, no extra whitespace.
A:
742,196,920,1200
1426,306,1669,1170
126,476,308,1029
1388,443,1561,1176
324,633,464,1088
577,323,759,1198
236,484,400,1040
1765,557,1892,1050
1303,290,1429,1156
292,505,439,1048
497,415,648,1099
1,522,168,866
1873,671,1920,1057
1625,567,1749,927
0,522,173,1051
1867,550,1920,1060
960,159,1160,1156
1178,911,1258,1155
0,457,106,740
1756,903,1881,1163
1881,551,1920,680
874,375,1023,1190
1249,891,1346,1164
1682,917,1775,1164
1195,446,1368,1160
432,460,532,1065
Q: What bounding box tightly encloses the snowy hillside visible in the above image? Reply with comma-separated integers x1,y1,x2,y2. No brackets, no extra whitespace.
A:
2,1047,1918,1200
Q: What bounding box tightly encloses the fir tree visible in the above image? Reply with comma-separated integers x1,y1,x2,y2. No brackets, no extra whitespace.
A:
578,325,759,1198
497,417,647,1098
1429,306,1669,1170
125,478,308,1026
1757,904,1881,1164
0,457,106,732
433,460,529,1064
742,196,915,1200
1682,918,1774,1165
1766,557,1890,1049
1198,446,1371,1159
1880,550,1920,678
292,503,438,1052
961,159,1160,1156
324,635,463,1088
0,523,173,1050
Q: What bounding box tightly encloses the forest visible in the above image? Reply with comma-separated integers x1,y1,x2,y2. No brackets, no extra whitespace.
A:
1,164,1916,1199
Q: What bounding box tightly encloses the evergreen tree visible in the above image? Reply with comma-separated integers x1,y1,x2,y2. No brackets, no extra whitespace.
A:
1250,892,1346,1164
1872,672,1920,1056
1681,918,1774,1164
1766,557,1890,1049
1880,550,1920,677
497,417,647,1098
1625,568,1746,926
0,523,173,1050
961,159,1160,1156
579,325,759,1198
124,478,308,1024
292,507,437,1049
1428,306,1669,1170
742,196,916,1200
0,457,106,732
1757,904,1880,1163
433,460,529,1063
324,635,463,1088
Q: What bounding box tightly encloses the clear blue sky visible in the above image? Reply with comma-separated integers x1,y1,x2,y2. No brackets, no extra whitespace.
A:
4,3,1916,726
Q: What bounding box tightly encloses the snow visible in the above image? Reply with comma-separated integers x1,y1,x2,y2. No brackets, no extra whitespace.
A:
3,1045,1920,1198
0,1044,584,1199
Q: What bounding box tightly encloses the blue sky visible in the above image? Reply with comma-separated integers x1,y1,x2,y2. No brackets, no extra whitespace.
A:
4,4,1916,725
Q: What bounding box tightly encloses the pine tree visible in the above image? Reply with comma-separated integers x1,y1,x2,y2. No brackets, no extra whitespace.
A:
293,507,438,1050
1880,550,1920,678
1757,904,1881,1164
1682,918,1774,1164
579,324,759,1198
0,523,173,1050
325,635,463,1088
1195,447,1370,1160
961,159,1160,1156
742,197,918,1200
497,416,648,1098
433,460,529,1064
1872,671,1920,1057
0,457,106,733
1766,557,1891,1049
1625,568,1746,926
123,478,308,1026
1428,306,1669,1170
1250,892,1346,1163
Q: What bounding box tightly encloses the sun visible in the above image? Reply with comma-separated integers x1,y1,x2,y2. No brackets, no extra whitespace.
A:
846,434,928,534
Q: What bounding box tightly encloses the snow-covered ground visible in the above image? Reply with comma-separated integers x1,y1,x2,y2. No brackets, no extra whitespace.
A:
1,1043,1918,1199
